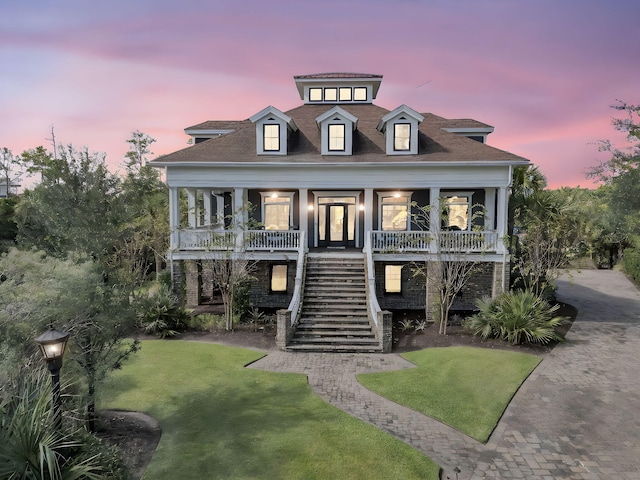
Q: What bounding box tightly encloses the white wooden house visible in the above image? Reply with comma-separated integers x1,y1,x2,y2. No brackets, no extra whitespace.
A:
151,73,528,352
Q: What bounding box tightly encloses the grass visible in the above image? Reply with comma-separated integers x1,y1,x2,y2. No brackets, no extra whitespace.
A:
100,341,440,479
357,347,541,442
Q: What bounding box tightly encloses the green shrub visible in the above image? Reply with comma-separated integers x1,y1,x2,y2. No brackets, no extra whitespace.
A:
465,290,565,345
138,285,190,338
0,370,118,480
623,247,640,284
188,313,225,331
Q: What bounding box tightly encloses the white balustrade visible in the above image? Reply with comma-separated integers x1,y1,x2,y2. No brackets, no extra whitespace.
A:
370,230,498,253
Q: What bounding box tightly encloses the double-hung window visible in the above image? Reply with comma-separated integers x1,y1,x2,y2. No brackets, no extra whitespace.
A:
328,124,345,151
394,123,411,151
271,265,288,292
385,265,403,293
263,124,280,151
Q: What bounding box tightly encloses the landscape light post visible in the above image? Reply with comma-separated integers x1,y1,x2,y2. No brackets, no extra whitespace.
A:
34,326,70,431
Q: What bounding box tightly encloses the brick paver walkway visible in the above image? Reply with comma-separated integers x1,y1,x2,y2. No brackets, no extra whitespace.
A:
249,270,640,479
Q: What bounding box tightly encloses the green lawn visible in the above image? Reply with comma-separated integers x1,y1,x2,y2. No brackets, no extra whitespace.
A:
100,341,440,479
358,347,541,442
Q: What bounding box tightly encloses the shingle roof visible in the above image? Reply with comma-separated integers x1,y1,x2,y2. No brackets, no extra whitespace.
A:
152,103,527,165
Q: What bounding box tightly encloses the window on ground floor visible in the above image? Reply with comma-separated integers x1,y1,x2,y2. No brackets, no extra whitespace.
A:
271,264,288,292
385,265,402,293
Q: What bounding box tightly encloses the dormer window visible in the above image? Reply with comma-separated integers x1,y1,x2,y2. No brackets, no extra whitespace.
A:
250,106,298,155
377,105,424,155
329,124,345,151
394,123,411,151
263,124,280,151
316,106,358,156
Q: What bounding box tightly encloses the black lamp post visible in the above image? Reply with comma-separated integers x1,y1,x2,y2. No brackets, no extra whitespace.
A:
35,326,70,431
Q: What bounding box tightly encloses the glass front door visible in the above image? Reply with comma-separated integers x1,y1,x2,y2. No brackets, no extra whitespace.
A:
319,203,351,247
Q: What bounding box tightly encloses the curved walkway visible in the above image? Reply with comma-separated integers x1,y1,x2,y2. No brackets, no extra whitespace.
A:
249,270,640,479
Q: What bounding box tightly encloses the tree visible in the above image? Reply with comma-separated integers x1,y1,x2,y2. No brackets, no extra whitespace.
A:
0,249,139,432
410,201,484,335
200,205,259,331
119,132,168,282
0,147,22,197
586,102,640,255
15,145,125,259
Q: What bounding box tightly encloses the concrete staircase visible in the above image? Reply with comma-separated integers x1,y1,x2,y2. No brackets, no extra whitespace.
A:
288,254,381,353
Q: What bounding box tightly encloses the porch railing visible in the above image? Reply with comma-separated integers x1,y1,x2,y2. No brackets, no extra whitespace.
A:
370,230,499,253
245,230,301,250
175,228,300,251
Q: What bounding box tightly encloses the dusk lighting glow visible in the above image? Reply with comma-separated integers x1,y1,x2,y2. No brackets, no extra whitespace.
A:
1,0,638,189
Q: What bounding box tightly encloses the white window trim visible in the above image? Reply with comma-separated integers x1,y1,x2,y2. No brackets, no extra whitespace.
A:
377,105,424,156
260,192,294,230
377,191,413,231
316,107,358,156
311,191,362,248
250,106,297,155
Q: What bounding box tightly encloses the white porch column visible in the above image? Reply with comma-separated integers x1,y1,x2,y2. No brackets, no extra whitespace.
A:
186,188,197,227
496,186,508,254
484,188,496,231
169,187,180,250
364,188,373,247
429,188,440,252
202,189,213,226
298,188,308,248
233,187,247,248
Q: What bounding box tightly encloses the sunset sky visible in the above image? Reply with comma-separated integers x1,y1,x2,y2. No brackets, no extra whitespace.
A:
1,0,638,189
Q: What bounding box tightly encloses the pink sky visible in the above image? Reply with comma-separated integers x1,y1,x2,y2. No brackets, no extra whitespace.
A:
1,0,638,189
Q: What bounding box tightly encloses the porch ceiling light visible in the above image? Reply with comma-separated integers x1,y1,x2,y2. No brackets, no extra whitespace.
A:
393,192,401,198
271,192,278,198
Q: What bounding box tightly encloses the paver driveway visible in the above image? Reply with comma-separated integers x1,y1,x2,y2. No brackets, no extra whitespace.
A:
250,270,640,479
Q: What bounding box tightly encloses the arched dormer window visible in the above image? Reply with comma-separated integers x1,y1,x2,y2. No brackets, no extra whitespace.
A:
250,106,298,155
315,106,358,156
377,105,424,155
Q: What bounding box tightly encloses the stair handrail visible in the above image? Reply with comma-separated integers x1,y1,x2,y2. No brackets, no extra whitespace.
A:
286,230,307,327
364,234,382,329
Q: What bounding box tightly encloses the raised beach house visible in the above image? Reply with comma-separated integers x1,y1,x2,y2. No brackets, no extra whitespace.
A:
151,72,528,352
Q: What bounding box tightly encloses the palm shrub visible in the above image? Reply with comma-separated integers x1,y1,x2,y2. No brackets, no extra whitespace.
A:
138,285,190,338
465,290,566,345
0,369,120,480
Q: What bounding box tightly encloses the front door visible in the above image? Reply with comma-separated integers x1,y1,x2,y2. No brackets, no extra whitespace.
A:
319,203,349,248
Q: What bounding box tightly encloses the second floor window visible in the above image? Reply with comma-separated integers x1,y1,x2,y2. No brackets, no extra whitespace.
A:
328,124,345,151
394,123,411,151
263,124,280,151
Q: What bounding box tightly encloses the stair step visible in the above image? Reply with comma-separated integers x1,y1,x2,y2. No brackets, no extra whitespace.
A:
286,344,382,353
294,330,376,338
293,254,378,353
296,323,372,330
